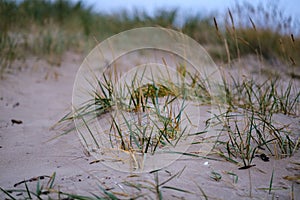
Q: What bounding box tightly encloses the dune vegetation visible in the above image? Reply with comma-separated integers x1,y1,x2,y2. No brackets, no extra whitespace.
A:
1,0,299,75
0,0,299,199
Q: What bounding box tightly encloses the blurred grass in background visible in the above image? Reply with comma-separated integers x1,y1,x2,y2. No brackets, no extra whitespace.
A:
0,0,299,76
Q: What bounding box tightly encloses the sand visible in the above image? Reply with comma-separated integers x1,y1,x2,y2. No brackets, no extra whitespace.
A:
0,52,299,199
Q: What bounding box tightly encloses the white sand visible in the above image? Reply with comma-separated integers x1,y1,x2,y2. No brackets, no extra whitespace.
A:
0,53,299,199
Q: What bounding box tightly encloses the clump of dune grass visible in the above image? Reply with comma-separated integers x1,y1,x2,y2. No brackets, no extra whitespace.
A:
198,2,300,168
0,171,125,199
223,76,300,116
2,0,299,77
212,2,300,67
126,167,192,199
203,74,300,168
0,0,182,76
0,168,193,199
65,61,215,172
0,0,91,75
0,171,145,199
0,34,20,76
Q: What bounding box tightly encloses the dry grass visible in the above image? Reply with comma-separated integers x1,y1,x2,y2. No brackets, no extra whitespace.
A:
1,0,299,77
1,0,299,199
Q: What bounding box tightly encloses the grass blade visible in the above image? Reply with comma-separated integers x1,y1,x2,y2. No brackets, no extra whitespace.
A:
0,187,17,200
269,168,274,194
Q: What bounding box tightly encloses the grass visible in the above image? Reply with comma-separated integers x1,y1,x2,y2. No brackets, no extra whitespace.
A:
1,0,300,199
205,75,299,168
1,0,300,77
212,3,300,66
0,172,122,199
67,62,213,171
1,168,193,199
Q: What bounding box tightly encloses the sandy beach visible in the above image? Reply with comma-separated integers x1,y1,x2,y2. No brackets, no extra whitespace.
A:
0,51,299,199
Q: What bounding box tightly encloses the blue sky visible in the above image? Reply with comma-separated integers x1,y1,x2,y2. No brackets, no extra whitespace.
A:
69,0,300,33
74,0,300,19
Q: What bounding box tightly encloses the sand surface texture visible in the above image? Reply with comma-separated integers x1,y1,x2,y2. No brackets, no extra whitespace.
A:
0,53,299,199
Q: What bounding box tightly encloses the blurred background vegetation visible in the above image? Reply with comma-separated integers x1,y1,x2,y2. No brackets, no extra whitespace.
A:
0,0,299,75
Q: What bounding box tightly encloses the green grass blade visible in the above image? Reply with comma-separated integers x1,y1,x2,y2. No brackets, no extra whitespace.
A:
0,187,17,200
47,172,56,189
269,168,274,194
161,186,192,194
82,117,100,148
98,185,119,200
24,181,32,199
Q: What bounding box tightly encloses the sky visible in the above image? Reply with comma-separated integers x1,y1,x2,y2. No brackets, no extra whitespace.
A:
73,0,300,19
69,0,300,33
